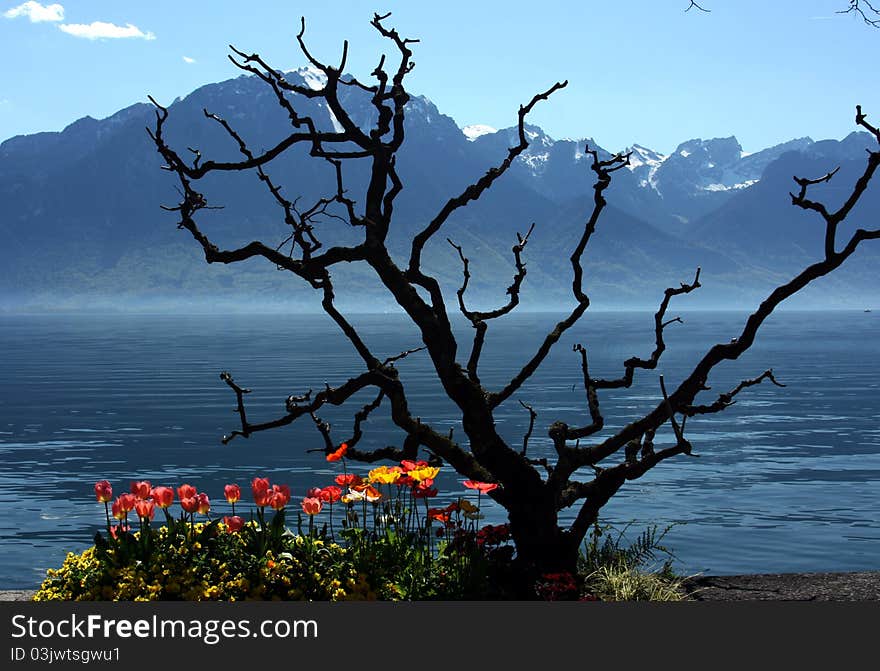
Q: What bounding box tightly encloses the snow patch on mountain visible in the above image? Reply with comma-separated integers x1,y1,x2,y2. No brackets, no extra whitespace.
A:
294,65,327,91
462,124,497,141
522,152,550,173
625,144,667,193
703,179,758,192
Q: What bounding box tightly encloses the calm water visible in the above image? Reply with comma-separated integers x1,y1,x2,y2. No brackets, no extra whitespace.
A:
1,311,878,588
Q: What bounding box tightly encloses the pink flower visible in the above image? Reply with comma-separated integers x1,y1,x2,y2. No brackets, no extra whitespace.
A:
301,497,323,516
94,480,113,503
307,487,323,498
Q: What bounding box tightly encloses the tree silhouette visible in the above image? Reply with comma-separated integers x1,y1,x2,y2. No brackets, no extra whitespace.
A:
148,13,880,586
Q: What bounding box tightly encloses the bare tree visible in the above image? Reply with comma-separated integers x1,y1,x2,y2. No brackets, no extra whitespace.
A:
839,0,880,26
687,0,880,27
148,13,880,587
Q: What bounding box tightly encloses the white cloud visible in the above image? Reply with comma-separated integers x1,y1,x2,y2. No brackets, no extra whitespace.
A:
3,2,64,22
182,56,196,64
58,21,155,41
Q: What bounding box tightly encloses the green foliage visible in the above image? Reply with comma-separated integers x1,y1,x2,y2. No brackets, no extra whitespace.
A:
33,517,512,601
579,521,687,601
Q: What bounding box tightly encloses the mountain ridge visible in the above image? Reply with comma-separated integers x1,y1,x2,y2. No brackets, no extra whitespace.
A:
0,68,876,312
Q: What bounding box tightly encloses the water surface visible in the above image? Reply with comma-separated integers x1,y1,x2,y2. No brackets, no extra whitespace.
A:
1,310,878,588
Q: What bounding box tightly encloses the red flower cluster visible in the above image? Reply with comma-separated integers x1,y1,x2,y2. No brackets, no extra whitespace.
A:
177,484,210,515
334,473,362,487
476,523,511,548
534,571,580,601
318,486,342,503
251,477,291,510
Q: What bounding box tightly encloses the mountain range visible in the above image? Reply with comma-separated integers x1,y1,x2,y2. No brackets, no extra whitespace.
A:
1,65,877,312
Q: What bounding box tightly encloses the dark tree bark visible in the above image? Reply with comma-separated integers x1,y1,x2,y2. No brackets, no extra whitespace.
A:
148,14,880,592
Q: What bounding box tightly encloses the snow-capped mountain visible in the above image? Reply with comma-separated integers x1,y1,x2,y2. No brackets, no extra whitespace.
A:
0,66,875,311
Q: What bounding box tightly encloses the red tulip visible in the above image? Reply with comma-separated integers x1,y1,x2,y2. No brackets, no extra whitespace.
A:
301,497,323,516
223,515,245,533
130,481,151,499
326,442,349,462
94,480,113,503
111,494,136,519
150,486,174,509
413,486,438,499
110,498,126,520
400,459,428,472
196,493,211,515
319,485,342,503
180,496,199,514
307,487,323,498
135,499,155,520
117,493,136,513
177,483,197,500
251,477,271,505
224,484,241,504
463,480,499,493
269,484,291,510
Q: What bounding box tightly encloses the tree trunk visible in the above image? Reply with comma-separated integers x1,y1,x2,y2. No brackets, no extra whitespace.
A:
506,495,580,599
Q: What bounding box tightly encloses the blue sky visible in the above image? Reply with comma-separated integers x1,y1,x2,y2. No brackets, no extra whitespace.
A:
1,1,878,154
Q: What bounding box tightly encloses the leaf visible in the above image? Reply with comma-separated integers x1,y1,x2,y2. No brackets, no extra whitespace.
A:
94,530,108,551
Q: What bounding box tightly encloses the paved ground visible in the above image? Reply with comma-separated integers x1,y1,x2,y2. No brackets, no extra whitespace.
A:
4,572,878,601
0,590,36,601
681,571,880,601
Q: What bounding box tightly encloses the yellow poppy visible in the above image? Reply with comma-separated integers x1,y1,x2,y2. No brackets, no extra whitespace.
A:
409,466,440,482
368,465,402,485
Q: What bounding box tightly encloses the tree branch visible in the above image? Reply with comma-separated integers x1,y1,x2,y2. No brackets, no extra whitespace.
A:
488,149,631,410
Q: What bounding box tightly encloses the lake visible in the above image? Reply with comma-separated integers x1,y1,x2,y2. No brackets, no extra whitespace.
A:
1,310,878,589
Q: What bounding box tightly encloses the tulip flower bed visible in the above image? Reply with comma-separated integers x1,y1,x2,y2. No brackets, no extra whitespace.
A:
34,451,546,601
